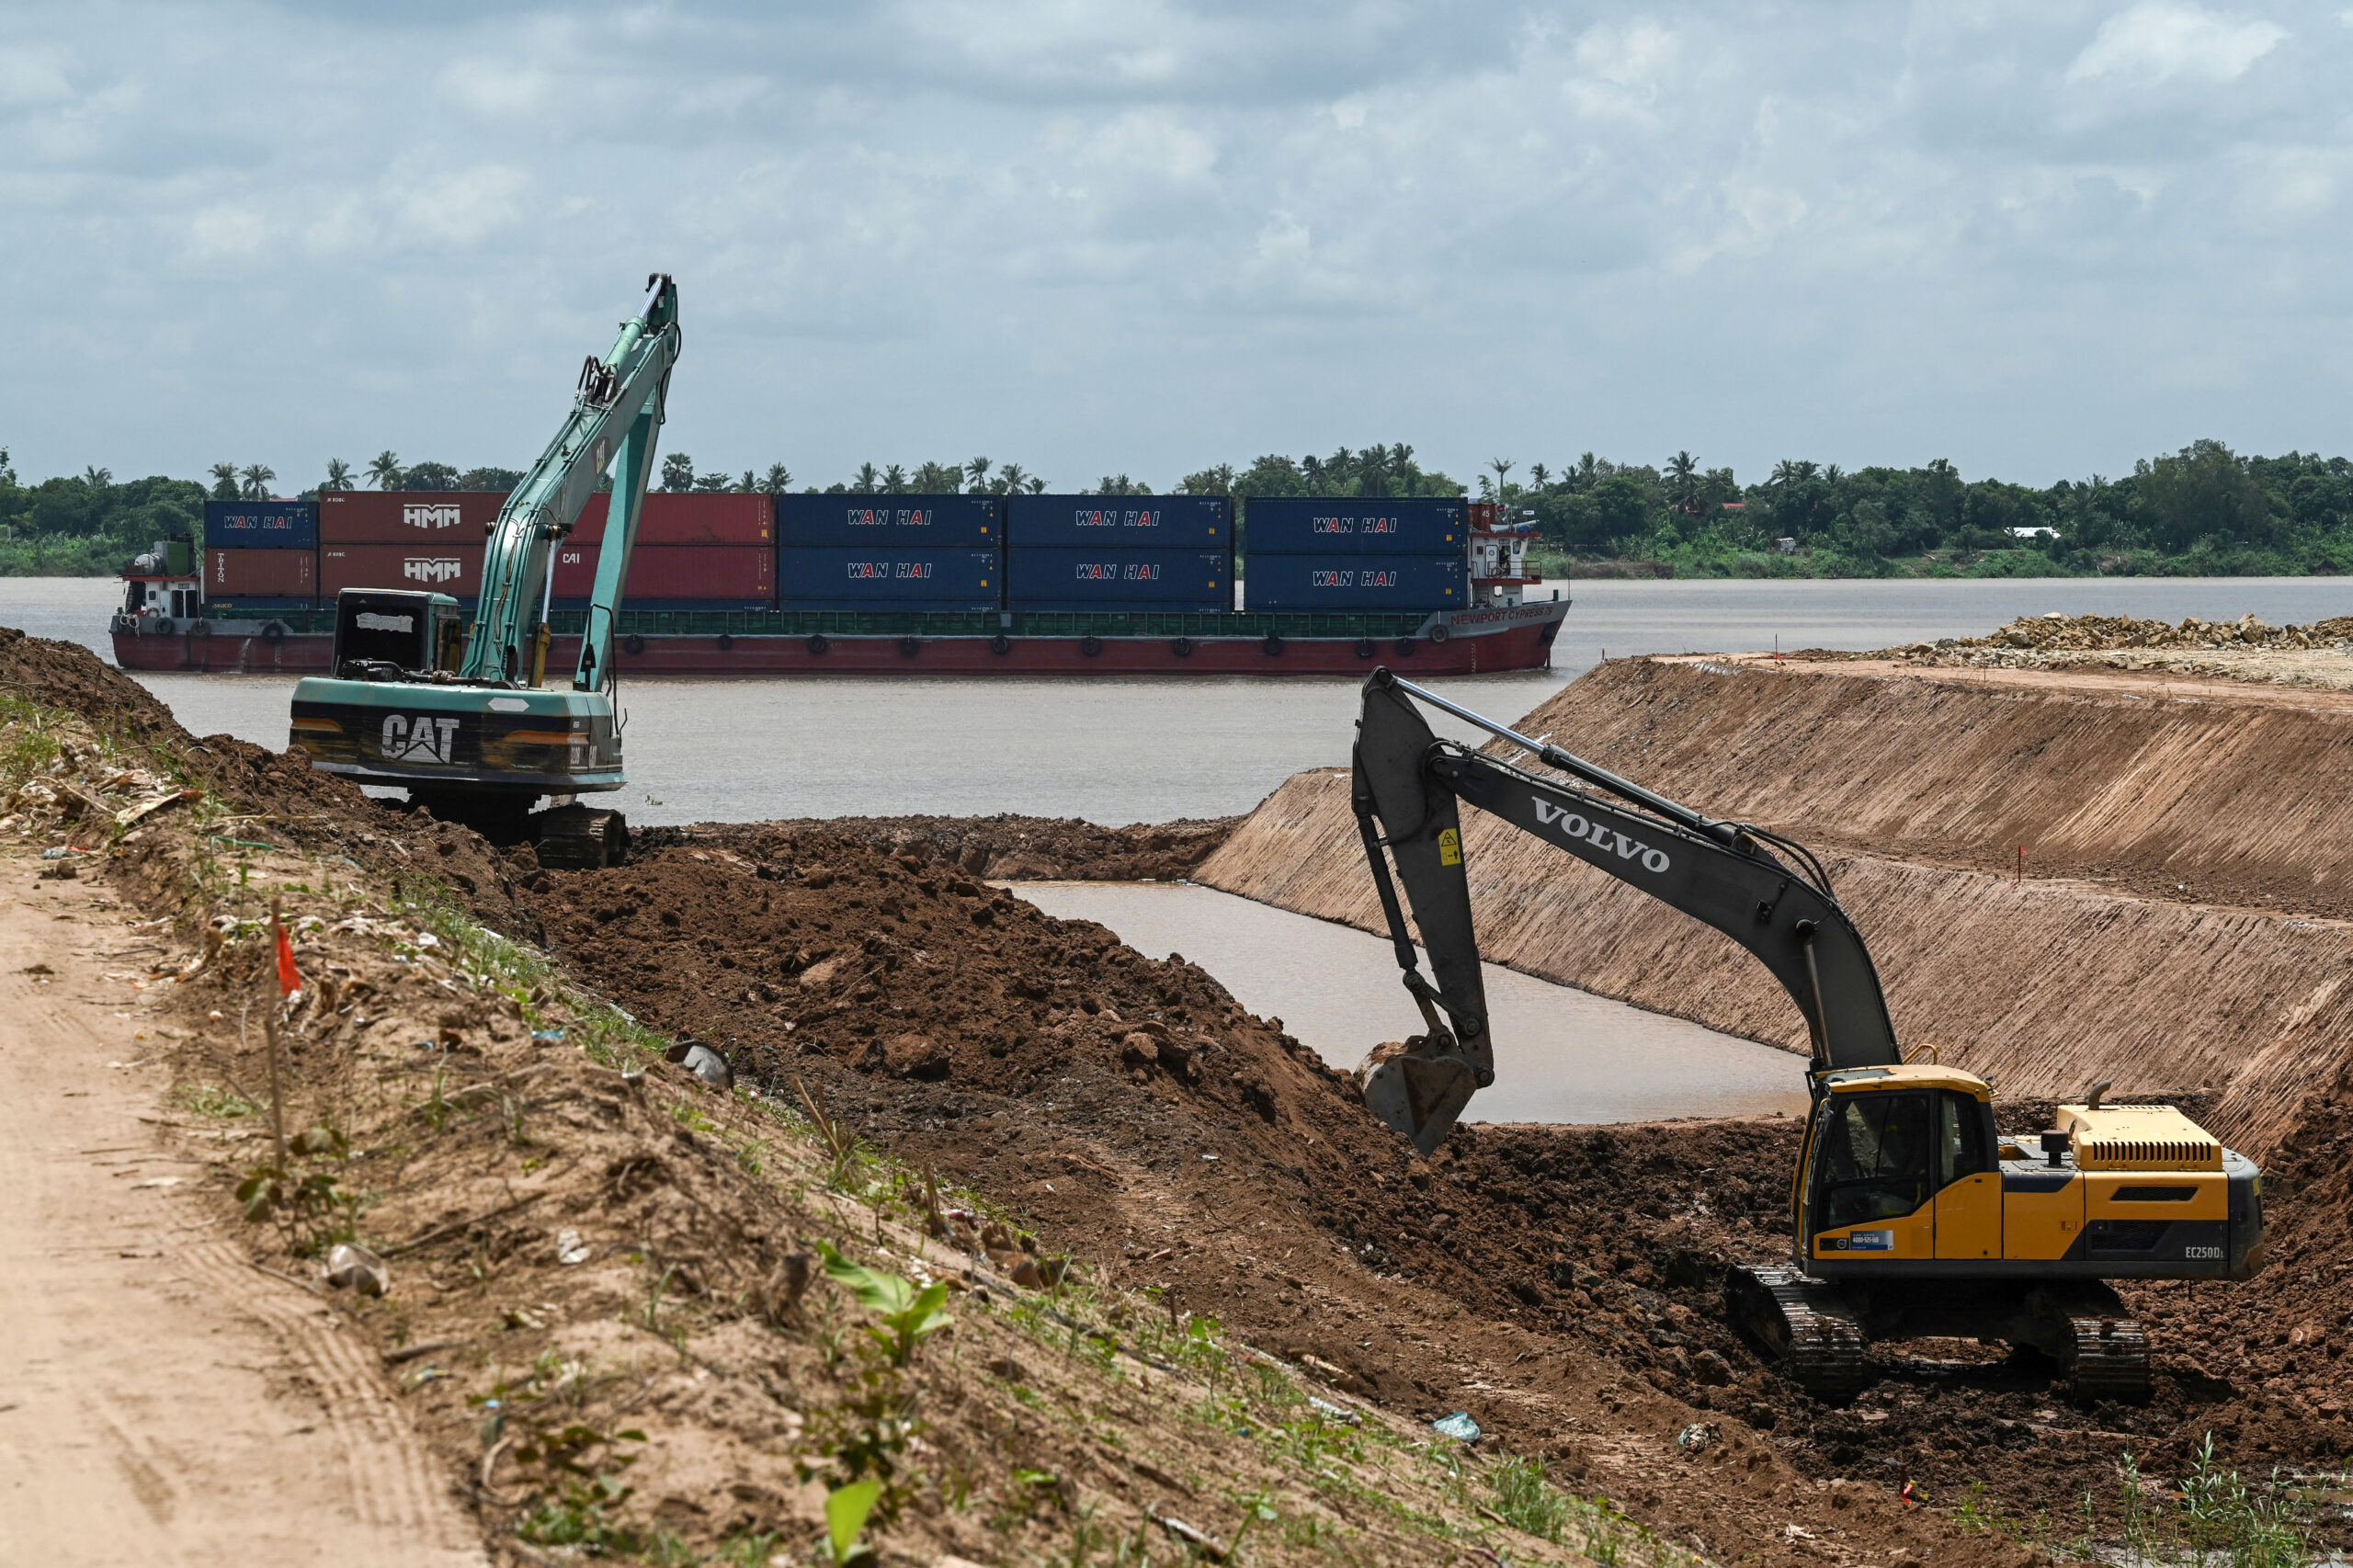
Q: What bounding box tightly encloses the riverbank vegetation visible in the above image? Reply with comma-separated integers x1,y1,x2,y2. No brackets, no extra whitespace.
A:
7,437,2347,579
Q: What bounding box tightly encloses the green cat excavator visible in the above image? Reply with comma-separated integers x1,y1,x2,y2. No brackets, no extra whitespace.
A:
288,275,680,869
1350,668,2265,1399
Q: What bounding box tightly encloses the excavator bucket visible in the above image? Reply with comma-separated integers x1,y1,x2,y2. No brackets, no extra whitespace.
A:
1352,672,1494,1153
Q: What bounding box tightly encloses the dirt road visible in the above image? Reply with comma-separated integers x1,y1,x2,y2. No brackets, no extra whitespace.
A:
0,861,483,1566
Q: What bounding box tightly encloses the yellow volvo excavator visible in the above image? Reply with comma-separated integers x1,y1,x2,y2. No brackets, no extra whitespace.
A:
1348,669,2266,1399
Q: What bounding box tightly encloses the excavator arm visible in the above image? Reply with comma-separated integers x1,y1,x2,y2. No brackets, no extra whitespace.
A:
1353,668,1900,1153
464,273,680,692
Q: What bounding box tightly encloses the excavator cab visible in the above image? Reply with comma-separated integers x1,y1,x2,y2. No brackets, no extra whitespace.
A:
1347,669,2264,1401
324,589,466,681
1798,1066,2001,1264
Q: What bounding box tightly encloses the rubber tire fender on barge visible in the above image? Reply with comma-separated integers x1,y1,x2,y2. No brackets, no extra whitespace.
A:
805,633,828,654
1171,637,1193,657
990,634,1012,655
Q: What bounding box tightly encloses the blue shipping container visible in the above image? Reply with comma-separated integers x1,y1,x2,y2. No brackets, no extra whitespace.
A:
1006,548,1231,612
1243,496,1465,556
1006,494,1229,548
777,547,1001,611
1243,554,1464,609
775,494,999,548
204,500,318,551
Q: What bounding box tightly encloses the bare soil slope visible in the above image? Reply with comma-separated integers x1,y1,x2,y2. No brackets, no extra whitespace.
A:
1198,658,2353,1153
515,835,2352,1540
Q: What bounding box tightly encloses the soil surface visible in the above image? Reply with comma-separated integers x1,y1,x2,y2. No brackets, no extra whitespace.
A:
515,829,2353,1549
640,813,1234,883
10,617,2348,1564
0,857,483,1564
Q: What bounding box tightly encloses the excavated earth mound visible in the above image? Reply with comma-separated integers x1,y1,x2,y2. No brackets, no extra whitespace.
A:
20,618,2345,1557
638,812,1233,882
517,835,2353,1536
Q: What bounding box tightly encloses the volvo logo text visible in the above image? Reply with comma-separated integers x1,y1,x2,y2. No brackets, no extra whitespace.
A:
1531,799,1671,872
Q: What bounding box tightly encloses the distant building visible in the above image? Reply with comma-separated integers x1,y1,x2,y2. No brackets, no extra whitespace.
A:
1775,537,1798,555
2009,526,2055,540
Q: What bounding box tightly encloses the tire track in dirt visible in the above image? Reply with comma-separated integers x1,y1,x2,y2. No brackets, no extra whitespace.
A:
0,860,486,1567
176,1241,482,1557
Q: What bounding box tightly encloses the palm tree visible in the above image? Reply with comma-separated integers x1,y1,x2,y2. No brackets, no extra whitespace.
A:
1027,477,1045,494
80,465,112,490
660,452,695,493
965,457,992,494
881,463,907,494
367,450,403,489
854,462,881,494
1768,459,1820,488
1529,462,1551,490
323,458,354,491
1489,458,1515,494
739,470,756,493
1362,443,1391,496
209,461,240,500
1389,444,1416,493
240,462,276,499
764,462,792,494
1665,451,1700,515
995,461,1028,494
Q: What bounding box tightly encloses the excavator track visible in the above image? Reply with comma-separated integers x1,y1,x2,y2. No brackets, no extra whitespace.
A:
1726,1265,1869,1398
537,804,630,870
2062,1313,2149,1402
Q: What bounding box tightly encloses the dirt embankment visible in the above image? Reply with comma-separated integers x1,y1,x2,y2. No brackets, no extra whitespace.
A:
1199,657,2353,1154
641,812,1234,882
512,833,2351,1543
1828,610,2353,690
20,617,2349,1562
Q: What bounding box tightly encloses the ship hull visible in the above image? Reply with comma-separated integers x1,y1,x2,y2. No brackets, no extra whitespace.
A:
109,599,1565,677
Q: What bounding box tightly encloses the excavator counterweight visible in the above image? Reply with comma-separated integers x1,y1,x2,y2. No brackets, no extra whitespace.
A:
1348,669,2264,1401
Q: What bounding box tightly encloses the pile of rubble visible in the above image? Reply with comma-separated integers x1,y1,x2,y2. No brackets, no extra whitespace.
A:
1839,613,2353,687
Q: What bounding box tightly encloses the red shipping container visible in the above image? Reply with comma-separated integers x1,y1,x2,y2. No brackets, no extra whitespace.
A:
318,490,509,544
207,547,316,597
321,543,485,598
551,544,776,603
571,492,770,547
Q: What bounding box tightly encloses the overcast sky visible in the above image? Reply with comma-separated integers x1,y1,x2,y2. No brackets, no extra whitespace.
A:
3,1,2346,492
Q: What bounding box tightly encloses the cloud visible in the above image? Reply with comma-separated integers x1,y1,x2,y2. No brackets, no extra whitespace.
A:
2065,3,2285,86
3,1,2352,491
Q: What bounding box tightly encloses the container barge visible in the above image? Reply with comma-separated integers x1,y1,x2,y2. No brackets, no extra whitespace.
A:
111,494,1564,676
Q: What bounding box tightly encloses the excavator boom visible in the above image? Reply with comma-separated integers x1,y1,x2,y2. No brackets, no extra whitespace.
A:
1353,668,1897,1152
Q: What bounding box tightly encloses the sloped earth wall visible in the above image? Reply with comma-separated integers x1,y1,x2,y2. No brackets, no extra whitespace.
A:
1196,658,2353,1157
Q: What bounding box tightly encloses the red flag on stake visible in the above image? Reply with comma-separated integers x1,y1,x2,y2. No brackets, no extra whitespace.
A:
274,914,301,997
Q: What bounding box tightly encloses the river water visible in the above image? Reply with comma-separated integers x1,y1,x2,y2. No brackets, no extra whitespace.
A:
27,574,2351,824
25,572,2336,1124
1015,881,1808,1126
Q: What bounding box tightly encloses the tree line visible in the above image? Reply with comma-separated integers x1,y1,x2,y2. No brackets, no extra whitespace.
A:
5,437,2347,578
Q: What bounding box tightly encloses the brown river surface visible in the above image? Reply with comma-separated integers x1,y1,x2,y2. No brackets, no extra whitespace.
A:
24,574,2348,1122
